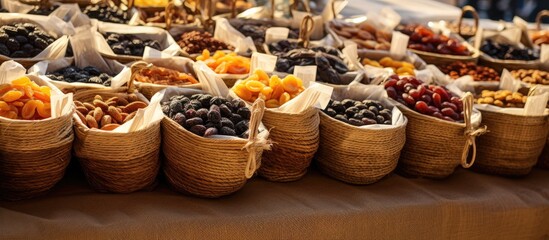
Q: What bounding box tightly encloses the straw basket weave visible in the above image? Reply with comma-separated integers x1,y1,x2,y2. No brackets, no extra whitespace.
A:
258,107,319,182
396,93,485,178
316,112,407,184
162,99,270,198
411,48,480,66
0,110,74,201
72,89,161,193
539,137,549,169
473,110,549,176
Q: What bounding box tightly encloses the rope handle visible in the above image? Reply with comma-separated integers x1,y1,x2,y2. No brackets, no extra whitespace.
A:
298,15,315,49
457,5,479,37
536,10,549,31
230,0,237,18
200,0,215,32
242,98,270,179
460,92,487,168
270,0,275,19
129,61,153,94
165,1,188,30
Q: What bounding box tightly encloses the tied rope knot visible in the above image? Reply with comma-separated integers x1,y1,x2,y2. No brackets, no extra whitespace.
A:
298,15,314,49
242,99,271,178
461,92,487,168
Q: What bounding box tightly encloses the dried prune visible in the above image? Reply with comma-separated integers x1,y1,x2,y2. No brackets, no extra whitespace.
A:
324,98,391,125
190,125,207,136
237,107,251,120
204,127,218,137
219,126,236,136
47,65,113,86
172,112,186,127
235,120,249,135
186,117,203,127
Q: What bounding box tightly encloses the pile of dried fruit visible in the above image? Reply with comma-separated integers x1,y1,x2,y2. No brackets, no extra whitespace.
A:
268,40,348,84
511,69,549,85
323,99,392,126
196,50,250,75
27,5,59,16
139,9,194,25
75,94,147,130
439,61,500,82
228,18,299,47
384,75,464,122
0,23,57,58
104,32,162,56
475,90,527,108
480,40,538,61
83,4,131,24
177,31,234,54
362,57,415,76
0,76,51,120
46,66,113,86
397,24,471,56
162,93,251,138
134,65,198,85
531,31,549,45
232,69,304,108
329,21,392,50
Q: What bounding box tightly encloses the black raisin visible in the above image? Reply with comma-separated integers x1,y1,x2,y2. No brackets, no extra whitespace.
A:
185,117,203,127
171,112,186,127
237,107,251,120
190,124,207,136
219,126,236,136
235,120,249,135
204,127,218,137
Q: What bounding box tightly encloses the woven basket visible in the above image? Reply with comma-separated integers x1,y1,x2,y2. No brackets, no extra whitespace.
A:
539,136,549,169
473,110,549,176
478,54,539,73
162,98,270,198
0,107,74,201
258,107,319,182
396,93,484,178
410,48,480,66
72,89,161,193
316,111,407,184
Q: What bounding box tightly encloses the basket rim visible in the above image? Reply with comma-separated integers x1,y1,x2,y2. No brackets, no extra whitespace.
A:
162,116,252,144
319,108,408,132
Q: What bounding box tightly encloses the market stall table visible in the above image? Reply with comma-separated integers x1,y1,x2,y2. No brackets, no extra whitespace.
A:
1,164,548,239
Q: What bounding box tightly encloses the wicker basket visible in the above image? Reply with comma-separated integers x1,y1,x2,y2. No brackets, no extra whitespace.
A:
258,107,320,182
411,47,480,66
72,89,161,193
162,97,270,198
478,54,540,73
539,136,549,169
473,110,549,176
0,93,74,201
316,111,407,184
396,93,485,178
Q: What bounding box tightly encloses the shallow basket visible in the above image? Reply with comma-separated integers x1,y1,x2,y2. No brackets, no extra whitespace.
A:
396,106,471,178
258,107,319,182
316,112,407,184
0,111,74,201
473,110,549,176
72,90,161,193
161,99,269,198
478,54,540,73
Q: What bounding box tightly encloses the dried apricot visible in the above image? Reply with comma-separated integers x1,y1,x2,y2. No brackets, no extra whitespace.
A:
22,100,39,119
2,90,23,102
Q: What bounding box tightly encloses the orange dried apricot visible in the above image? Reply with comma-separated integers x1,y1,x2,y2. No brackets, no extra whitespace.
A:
22,100,39,119
2,90,24,102
231,69,304,108
198,50,251,75
0,76,52,120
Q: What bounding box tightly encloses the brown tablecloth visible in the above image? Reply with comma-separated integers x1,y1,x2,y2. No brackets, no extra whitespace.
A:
1,164,548,240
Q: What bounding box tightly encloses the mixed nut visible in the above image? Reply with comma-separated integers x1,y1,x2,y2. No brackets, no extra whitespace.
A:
329,21,392,50
510,69,549,85
439,61,500,81
177,31,233,54
475,90,526,108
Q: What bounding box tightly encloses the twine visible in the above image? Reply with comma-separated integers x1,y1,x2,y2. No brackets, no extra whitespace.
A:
242,99,271,178
460,92,487,168
298,15,314,49
536,10,549,30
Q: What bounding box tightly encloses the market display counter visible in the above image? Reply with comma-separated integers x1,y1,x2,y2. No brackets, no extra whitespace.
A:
1,165,548,239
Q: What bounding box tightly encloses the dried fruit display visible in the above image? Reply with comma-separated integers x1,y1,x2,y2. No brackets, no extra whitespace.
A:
475,90,526,108
104,32,162,56
196,50,250,75
397,24,471,56
74,94,147,130
362,57,415,76
135,0,168,7
0,23,57,58
530,31,549,46
329,21,392,50
232,69,304,108
0,76,52,120
480,40,538,61
511,69,549,85
228,18,299,46
439,61,500,81
27,5,59,16
134,65,198,85
384,75,464,122
268,40,348,84
46,66,114,86
83,4,131,24
162,93,251,138
177,31,234,54
323,99,392,126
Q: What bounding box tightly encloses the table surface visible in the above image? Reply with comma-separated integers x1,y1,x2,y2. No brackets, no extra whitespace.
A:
1,163,548,240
